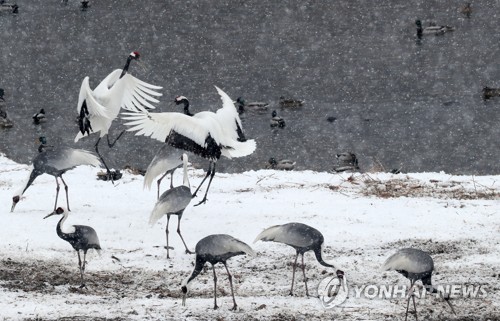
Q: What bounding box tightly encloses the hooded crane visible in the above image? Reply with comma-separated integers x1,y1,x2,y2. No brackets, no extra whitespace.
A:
383,248,456,321
149,153,192,258
143,144,183,199
11,143,101,212
44,207,101,288
74,51,162,181
122,86,256,206
254,222,344,296
181,234,255,310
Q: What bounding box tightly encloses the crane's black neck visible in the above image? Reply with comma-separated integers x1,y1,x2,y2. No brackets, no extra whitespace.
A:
177,99,193,116
22,170,42,195
56,212,71,240
120,55,134,79
186,256,206,285
313,247,335,269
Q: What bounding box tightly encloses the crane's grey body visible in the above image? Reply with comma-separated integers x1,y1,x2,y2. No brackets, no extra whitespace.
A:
182,234,255,310
11,146,101,212
143,144,183,199
254,222,344,296
383,248,434,284
149,153,192,258
45,207,101,288
383,248,455,321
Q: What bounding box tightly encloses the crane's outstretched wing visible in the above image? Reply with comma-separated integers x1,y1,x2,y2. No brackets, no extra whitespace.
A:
94,69,163,112
214,86,247,142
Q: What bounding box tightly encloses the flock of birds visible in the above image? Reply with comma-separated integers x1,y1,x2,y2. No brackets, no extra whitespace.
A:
4,51,461,319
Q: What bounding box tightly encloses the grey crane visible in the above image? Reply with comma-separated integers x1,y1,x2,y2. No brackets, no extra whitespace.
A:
181,234,255,310
383,248,456,321
44,207,101,288
123,86,256,206
149,153,192,258
254,222,344,296
11,142,101,212
143,144,183,199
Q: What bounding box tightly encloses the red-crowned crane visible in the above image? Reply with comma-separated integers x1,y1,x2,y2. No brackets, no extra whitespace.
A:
75,51,162,181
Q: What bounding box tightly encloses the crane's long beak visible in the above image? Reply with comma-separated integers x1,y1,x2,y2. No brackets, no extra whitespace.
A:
43,211,57,219
10,202,16,213
182,294,186,306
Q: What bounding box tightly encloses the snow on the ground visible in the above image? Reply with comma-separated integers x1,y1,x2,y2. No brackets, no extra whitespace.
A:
0,153,499,320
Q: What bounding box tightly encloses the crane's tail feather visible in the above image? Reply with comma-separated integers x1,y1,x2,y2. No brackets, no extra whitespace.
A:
222,139,256,159
253,225,282,243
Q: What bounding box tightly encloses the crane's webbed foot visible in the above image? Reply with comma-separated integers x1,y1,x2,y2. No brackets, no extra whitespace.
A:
230,304,238,311
185,249,194,254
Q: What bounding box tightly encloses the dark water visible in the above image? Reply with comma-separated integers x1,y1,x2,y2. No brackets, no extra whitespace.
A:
1,0,499,174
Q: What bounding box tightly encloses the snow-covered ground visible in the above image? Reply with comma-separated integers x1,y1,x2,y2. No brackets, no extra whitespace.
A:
0,153,499,320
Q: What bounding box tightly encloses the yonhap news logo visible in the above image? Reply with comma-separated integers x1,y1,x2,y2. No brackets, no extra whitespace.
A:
317,275,349,308
318,275,487,309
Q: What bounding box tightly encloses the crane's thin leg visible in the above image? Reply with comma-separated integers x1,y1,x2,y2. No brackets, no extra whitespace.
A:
405,280,416,321
95,137,115,184
170,170,175,189
156,172,169,199
223,262,238,311
59,176,70,211
192,162,212,199
54,177,61,211
289,252,299,296
165,215,171,259
106,130,125,148
212,264,218,310
412,294,418,321
80,251,88,288
194,163,216,206
300,254,309,297
77,251,85,288
177,215,193,254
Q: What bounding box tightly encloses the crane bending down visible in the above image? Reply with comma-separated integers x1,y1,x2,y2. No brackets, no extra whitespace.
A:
383,248,456,321
254,222,344,296
122,86,256,206
149,153,192,258
143,144,183,199
11,144,101,212
74,51,162,180
44,207,101,288
181,234,255,310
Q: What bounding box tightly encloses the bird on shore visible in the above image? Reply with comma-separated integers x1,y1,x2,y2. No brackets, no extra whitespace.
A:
144,144,183,199
44,207,101,288
32,108,46,125
181,234,255,310
11,139,101,212
254,222,344,296
415,20,454,38
279,96,304,108
383,248,456,321
266,158,295,170
0,2,18,13
149,153,193,258
234,97,268,114
74,51,162,181
270,110,285,128
334,152,360,172
482,86,500,100
460,3,472,18
123,86,256,206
